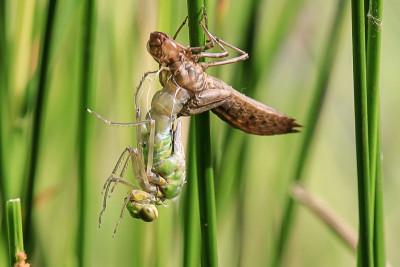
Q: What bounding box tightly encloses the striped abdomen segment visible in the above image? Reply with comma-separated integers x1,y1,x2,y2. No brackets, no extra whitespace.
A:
208,77,301,135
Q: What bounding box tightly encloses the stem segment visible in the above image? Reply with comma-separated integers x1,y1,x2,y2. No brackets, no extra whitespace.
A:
23,0,58,247
77,0,96,266
6,199,28,266
366,0,385,265
350,0,373,265
183,119,201,267
186,1,219,266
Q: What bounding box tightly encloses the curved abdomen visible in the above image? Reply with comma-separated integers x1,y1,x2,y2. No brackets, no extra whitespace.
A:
207,76,301,135
141,81,189,199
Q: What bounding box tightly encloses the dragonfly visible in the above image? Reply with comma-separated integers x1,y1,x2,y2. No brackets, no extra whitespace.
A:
88,8,300,236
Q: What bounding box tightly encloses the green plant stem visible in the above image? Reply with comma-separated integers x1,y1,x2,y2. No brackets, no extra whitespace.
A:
77,0,96,266
0,0,8,223
365,0,385,265
365,0,382,224
350,0,373,265
0,0,7,191
183,119,201,267
6,199,25,266
0,1,10,265
186,1,218,266
23,0,58,247
373,133,385,266
364,0,370,44
194,111,218,267
270,1,347,266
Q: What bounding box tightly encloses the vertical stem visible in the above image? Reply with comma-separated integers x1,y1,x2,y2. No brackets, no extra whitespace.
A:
366,0,382,226
6,199,27,266
270,1,347,265
0,0,8,231
0,0,7,195
186,1,218,266
373,134,385,266
23,0,58,246
183,119,201,267
77,0,96,266
365,0,385,265
195,111,218,267
0,1,10,265
350,0,373,265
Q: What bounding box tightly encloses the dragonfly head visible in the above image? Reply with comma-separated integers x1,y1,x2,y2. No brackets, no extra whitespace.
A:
147,32,184,65
126,199,159,222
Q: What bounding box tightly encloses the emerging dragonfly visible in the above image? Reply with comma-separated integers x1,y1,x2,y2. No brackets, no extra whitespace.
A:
88,8,300,236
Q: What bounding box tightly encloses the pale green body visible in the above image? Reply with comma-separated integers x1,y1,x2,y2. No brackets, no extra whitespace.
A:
140,73,191,199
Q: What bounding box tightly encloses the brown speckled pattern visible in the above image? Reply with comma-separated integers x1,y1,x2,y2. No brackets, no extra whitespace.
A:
208,76,301,135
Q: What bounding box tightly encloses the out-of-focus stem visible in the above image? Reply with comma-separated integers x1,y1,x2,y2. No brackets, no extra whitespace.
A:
77,0,96,266
23,0,58,247
291,184,357,251
270,1,347,265
7,198,29,266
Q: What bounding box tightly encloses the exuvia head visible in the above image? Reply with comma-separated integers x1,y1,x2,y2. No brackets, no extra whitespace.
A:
147,32,185,65
127,201,159,222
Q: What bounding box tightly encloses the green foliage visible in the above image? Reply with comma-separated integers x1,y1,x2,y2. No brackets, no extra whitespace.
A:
270,1,347,266
0,0,395,266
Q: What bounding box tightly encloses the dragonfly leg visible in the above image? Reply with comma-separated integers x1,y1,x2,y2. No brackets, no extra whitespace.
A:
131,147,157,193
109,146,137,195
173,16,188,40
100,146,135,196
99,144,159,227
178,88,231,116
187,8,249,67
99,146,136,227
190,21,229,60
137,118,166,187
87,108,151,127
188,7,216,53
192,27,248,65
201,37,249,69
146,120,155,177
112,195,131,237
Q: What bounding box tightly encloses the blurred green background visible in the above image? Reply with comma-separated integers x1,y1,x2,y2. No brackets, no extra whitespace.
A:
0,0,399,266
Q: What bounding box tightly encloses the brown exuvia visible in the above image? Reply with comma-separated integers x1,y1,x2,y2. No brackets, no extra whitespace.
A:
146,9,300,135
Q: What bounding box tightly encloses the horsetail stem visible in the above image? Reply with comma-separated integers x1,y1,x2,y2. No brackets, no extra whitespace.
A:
186,1,219,266
350,0,373,265
6,198,29,266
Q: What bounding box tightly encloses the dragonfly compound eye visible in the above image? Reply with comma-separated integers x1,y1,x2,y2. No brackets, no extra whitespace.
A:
139,204,159,222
